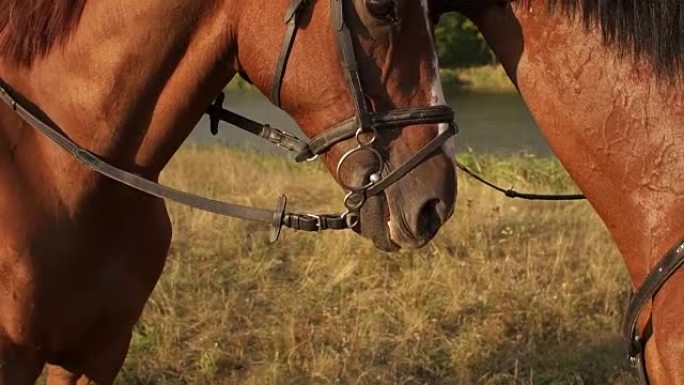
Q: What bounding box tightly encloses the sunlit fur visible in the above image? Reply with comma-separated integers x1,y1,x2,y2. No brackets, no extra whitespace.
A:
541,0,683,78
439,0,683,78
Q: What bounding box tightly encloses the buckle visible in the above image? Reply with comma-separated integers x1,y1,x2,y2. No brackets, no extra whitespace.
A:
261,125,306,153
303,214,323,231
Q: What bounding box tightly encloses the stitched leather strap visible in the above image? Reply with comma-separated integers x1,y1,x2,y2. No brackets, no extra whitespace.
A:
332,0,373,129
294,117,357,162
294,106,456,162
622,239,684,385
271,0,309,106
207,92,309,153
366,124,456,197
0,80,350,242
623,240,684,356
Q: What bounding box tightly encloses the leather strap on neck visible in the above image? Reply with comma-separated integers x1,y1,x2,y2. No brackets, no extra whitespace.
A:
332,0,373,129
0,80,351,243
271,0,310,107
623,239,684,385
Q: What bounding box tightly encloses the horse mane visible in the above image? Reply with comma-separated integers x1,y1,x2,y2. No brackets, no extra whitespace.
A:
544,0,683,78
0,0,87,65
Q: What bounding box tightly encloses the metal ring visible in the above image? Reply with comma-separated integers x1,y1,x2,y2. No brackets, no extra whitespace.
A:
344,191,366,211
335,145,384,192
355,126,377,147
342,211,360,228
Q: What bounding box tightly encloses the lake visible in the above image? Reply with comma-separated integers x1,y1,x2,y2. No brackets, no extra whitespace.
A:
188,89,554,158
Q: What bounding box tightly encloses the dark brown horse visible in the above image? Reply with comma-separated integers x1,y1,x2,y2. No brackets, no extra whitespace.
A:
0,0,457,383
436,0,683,383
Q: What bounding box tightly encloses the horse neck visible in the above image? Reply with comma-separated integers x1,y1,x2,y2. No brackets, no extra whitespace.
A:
473,3,684,287
0,0,241,180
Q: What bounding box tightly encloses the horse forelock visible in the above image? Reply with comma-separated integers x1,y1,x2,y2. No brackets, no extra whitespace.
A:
537,0,684,79
0,0,87,66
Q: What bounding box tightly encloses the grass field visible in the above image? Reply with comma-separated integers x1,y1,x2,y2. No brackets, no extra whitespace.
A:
116,146,635,385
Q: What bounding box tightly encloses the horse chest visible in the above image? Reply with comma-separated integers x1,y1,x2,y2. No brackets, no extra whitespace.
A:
0,185,171,350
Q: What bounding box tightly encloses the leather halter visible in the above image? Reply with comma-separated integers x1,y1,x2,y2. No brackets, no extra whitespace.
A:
0,0,456,242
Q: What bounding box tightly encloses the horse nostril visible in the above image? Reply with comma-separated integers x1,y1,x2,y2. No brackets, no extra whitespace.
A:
417,199,447,241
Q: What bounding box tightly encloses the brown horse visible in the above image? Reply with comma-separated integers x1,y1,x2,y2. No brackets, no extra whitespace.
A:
0,0,457,383
436,0,683,383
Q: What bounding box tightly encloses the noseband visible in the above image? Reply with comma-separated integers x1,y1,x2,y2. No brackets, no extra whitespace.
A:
0,0,456,242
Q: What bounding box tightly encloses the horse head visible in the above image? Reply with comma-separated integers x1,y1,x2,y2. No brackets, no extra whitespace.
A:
236,0,457,250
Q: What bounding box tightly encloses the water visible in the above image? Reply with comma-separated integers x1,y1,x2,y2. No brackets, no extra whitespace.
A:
188,89,554,157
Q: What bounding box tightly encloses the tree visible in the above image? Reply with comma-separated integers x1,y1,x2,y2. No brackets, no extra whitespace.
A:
435,13,494,68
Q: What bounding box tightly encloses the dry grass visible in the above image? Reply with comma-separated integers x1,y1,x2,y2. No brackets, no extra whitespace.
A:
116,146,634,385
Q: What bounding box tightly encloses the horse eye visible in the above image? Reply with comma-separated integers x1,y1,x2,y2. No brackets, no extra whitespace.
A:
365,0,397,21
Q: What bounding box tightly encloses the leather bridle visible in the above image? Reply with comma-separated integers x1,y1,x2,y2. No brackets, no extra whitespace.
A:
209,0,457,233
266,0,457,227
0,0,456,242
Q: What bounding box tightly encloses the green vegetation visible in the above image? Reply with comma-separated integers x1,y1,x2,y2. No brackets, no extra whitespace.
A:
113,146,633,385
435,14,494,69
